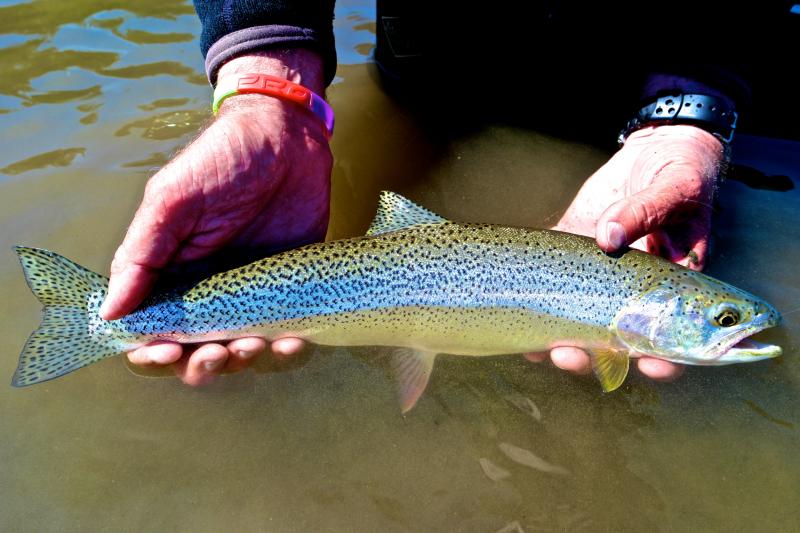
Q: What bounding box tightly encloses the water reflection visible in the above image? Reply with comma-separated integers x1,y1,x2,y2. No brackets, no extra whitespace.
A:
119,29,195,45
0,0,207,174
114,109,207,140
1,147,85,174
728,163,795,192
138,97,190,111
21,84,101,106
744,400,794,429
120,151,170,169
98,61,207,83
0,0,194,36
0,38,117,97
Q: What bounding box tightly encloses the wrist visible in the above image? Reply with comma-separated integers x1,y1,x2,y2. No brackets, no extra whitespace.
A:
213,91,330,150
625,125,726,185
214,50,332,136
216,48,326,95
626,123,722,149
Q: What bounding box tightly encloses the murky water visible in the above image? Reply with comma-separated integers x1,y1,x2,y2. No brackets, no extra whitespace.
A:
1,1,798,531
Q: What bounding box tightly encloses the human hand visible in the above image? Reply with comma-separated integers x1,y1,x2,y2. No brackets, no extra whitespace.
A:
527,124,725,382
100,49,332,386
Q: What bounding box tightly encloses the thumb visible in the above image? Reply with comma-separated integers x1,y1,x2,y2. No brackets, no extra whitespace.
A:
595,178,694,253
100,258,161,321
100,190,193,320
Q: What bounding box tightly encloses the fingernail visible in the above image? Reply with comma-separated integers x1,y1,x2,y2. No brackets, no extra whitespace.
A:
237,350,255,360
605,222,627,250
204,359,224,372
98,294,112,319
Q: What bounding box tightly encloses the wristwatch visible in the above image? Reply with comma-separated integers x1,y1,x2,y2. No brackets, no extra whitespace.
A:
618,93,738,145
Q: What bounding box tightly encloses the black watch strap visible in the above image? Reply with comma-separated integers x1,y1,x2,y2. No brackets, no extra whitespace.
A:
618,93,738,145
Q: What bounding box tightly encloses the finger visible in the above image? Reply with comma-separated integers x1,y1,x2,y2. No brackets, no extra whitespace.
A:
100,180,198,320
523,352,548,363
271,337,305,360
637,357,685,382
101,263,160,320
595,176,701,253
177,343,229,386
127,341,184,366
550,347,593,375
666,209,711,271
225,337,268,371
650,230,709,271
679,236,708,271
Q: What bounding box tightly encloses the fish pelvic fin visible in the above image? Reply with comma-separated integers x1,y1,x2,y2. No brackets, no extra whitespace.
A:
366,191,448,236
12,246,122,386
590,348,630,392
390,348,438,413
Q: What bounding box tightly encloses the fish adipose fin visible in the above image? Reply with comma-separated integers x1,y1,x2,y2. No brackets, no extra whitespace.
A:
366,191,448,236
590,348,630,392
12,246,121,386
390,348,438,413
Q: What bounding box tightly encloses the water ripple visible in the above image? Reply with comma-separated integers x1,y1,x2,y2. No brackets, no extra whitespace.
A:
1,147,85,175
114,109,207,140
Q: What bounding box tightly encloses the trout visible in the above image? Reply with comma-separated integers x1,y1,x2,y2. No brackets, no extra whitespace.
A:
13,192,782,411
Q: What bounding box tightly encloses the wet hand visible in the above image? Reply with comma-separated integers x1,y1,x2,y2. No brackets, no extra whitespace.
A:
100,50,332,385
532,124,724,381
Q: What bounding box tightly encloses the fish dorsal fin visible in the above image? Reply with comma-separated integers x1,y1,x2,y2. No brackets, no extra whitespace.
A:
590,348,630,392
390,348,438,413
366,191,448,236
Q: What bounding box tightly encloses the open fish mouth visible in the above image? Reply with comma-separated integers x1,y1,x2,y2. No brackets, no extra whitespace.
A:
722,337,782,360
711,322,782,363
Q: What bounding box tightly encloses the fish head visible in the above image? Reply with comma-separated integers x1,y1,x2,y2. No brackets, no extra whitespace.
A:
611,271,782,365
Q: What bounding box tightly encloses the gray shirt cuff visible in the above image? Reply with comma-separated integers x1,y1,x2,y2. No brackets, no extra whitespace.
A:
205,24,330,86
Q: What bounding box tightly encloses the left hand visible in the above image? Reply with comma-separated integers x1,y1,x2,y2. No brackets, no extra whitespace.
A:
103,49,332,386
525,124,725,381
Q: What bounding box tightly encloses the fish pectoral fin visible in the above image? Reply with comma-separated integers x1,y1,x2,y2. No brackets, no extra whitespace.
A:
589,348,630,392
366,191,448,236
390,348,438,413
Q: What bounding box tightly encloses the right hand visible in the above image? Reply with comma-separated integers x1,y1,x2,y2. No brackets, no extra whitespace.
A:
526,124,723,382
101,50,332,385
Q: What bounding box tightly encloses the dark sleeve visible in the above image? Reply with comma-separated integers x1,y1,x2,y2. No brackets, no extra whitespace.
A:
633,2,791,115
193,0,337,86
641,67,751,111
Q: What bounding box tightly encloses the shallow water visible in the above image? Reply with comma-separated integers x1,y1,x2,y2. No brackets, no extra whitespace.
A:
1,1,799,531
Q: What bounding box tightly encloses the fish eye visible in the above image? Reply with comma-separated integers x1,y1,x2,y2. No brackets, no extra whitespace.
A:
713,306,740,328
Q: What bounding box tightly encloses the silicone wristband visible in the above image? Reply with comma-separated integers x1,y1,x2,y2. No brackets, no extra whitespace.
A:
213,73,335,137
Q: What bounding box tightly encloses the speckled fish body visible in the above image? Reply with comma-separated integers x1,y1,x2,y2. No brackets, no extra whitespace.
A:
122,225,630,353
12,192,782,409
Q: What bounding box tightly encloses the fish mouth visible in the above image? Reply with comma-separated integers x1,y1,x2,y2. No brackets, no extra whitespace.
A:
708,316,782,363
723,337,782,360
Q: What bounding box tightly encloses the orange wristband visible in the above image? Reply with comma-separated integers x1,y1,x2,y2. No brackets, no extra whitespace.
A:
213,73,335,137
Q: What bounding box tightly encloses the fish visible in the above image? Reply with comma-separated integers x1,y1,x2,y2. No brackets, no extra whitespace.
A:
12,191,783,411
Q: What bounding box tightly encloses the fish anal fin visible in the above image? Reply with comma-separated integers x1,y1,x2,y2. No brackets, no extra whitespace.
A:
366,191,448,236
590,348,630,392
389,348,437,413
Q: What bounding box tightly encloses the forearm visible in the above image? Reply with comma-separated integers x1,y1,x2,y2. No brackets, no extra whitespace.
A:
193,0,336,86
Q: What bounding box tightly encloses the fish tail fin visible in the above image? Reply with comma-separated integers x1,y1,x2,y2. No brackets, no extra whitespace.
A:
12,246,123,386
